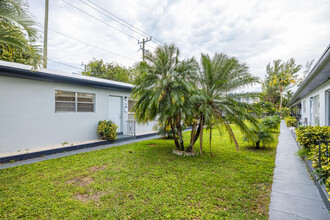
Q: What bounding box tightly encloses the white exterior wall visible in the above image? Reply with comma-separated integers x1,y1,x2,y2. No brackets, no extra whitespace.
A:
299,79,330,126
0,76,131,154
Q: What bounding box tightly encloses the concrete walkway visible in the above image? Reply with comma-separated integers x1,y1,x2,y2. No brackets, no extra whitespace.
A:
269,121,329,220
0,135,161,170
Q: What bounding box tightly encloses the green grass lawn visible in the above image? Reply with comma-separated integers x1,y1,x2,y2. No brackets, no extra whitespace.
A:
0,127,279,219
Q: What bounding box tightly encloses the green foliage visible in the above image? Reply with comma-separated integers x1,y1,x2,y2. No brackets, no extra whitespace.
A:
262,58,302,109
296,126,330,149
280,107,290,118
154,121,176,139
261,116,281,131
296,147,311,159
284,116,297,127
308,142,330,196
83,58,138,83
97,120,118,140
0,0,42,68
0,127,278,219
245,124,276,149
255,101,276,116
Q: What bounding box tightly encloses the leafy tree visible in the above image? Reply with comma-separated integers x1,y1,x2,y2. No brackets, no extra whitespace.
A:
0,0,41,68
83,58,137,83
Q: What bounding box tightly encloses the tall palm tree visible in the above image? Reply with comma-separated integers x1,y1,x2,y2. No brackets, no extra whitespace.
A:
269,58,302,109
196,53,260,152
131,43,197,151
0,0,41,68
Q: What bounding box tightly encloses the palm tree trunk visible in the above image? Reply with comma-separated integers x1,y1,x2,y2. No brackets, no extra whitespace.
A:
209,123,213,156
256,140,260,149
192,121,201,145
199,116,204,154
176,116,184,151
170,121,180,150
186,121,197,152
225,122,239,151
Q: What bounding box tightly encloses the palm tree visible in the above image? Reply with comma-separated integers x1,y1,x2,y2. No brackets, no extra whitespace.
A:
269,58,302,109
0,0,41,68
131,43,197,151
196,53,260,152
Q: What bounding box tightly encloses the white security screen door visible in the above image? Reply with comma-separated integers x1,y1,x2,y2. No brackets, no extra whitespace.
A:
109,96,123,132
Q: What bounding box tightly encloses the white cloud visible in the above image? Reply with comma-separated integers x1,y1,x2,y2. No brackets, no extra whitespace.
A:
27,0,330,79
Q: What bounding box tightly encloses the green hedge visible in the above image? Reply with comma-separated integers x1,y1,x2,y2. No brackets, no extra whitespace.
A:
97,120,118,140
296,126,330,149
309,142,330,198
284,116,297,127
296,126,330,197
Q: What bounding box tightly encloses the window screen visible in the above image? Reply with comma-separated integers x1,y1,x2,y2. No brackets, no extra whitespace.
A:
77,93,94,112
55,91,76,112
55,91,95,113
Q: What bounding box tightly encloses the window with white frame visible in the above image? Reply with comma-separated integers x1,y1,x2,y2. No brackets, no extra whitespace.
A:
302,100,306,113
55,90,95,112
314,95,320,125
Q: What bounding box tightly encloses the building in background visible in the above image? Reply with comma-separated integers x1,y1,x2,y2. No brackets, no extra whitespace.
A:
0,61,155,155
288,44,330,126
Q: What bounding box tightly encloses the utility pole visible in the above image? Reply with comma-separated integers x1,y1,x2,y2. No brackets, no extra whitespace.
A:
43,0,49,68
81,62,87,75
138,37,152,62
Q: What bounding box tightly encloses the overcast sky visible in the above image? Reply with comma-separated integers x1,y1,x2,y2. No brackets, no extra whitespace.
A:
27,0,330,80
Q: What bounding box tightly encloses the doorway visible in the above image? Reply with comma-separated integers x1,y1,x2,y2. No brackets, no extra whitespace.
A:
109,96,123,132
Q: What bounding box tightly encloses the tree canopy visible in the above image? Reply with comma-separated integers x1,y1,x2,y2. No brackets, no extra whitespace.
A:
132,43,260,154
82,58,139,84
262,58,302,109
0,0,42,68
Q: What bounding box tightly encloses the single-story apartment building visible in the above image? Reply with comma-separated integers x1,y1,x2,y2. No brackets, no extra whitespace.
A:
288,44,330,126
0,61,156,155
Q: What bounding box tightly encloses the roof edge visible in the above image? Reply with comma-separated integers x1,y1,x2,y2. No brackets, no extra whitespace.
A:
0,62,133,92
288,44,330,106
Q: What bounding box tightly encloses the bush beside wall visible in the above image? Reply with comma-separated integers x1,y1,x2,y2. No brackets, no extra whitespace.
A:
97,120,118,140
296,126,330,149
295,125,330,198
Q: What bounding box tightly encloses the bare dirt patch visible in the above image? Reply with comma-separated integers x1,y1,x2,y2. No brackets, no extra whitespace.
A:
73,191,105,203
67,176,94,187
147,144,159,147
89,164,107,172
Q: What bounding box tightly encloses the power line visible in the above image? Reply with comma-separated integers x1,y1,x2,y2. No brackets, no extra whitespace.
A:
31,14,139,62
79,0,149,39
62,0,139,41
84,0,165,46
49,28,139,62
48,58,82,70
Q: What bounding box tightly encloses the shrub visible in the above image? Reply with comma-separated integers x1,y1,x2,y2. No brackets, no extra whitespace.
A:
284,116,297,127
258,101,276,116
308,142,330,196
296,126,330,149
245,125,275,149
261,115,281,131
280,107,290,118
97,120,118,140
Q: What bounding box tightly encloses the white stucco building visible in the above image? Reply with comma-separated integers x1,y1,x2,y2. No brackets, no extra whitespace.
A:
0,61,155,155
288,44,330,126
